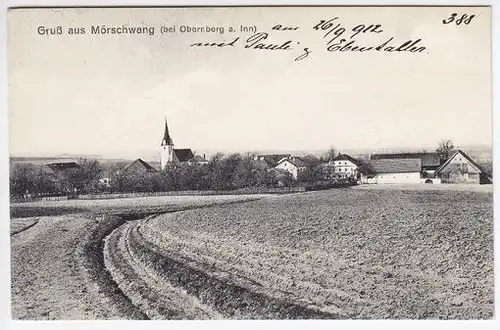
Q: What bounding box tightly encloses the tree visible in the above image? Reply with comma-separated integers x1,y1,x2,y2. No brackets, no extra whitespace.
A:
324,146,338,162
9,163,43,197
274,169,294,188
210,152,225,163
436,140,455,163
76,158,104,193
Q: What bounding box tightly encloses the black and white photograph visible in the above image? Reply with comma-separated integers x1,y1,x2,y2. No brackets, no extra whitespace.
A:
6,4,494,321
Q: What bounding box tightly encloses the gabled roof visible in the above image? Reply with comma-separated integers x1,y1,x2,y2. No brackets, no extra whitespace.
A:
124,158,157,172
435,149,488,175
371,152,440,167
277,156,306,168
174,149,194,162
44,162,82,179
256,154,292,167
365,158,422,174
333,154,358,165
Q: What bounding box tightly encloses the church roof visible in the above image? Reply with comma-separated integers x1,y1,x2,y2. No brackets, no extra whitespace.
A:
161,117,174,146
174,149,194,162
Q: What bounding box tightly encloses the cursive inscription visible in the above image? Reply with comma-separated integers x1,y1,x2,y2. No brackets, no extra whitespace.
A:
186,15,454,62
244,32,294,50
312,18,426,53
191,37,239,47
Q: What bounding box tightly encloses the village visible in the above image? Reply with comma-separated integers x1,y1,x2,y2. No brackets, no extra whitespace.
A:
9,118,493,200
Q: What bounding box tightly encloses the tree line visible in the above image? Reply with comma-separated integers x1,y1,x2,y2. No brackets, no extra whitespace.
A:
9,152,344,198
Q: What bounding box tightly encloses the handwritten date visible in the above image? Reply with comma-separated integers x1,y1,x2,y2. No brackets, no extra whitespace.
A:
313,17,383,45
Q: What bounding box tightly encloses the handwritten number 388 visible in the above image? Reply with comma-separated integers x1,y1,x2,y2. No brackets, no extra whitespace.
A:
442,13,475,25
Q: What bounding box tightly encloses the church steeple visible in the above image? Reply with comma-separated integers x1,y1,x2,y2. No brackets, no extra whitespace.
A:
160,117,175,170
161,117,174,146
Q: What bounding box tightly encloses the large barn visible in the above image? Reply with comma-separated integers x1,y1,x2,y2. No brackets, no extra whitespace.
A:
371,152,440,178
361,159,422,184
435,149,492,184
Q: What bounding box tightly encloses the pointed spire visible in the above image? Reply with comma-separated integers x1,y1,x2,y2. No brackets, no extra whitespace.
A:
161,117,174,146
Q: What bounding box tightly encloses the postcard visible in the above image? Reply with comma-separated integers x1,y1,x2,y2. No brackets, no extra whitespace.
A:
7,6,492,320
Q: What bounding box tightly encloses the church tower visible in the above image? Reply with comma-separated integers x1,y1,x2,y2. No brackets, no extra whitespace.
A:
160,117,174,170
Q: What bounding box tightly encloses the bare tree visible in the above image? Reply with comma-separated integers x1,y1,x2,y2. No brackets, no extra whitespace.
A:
436,140,455,163
325,146,337,162
210,152,225,163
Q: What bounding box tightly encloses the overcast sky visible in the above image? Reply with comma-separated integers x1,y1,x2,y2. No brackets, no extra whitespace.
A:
8,7,491,158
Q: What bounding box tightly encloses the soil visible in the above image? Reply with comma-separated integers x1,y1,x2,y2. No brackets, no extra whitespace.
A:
10,188,494,320
107,188,494,319
10,195,264,320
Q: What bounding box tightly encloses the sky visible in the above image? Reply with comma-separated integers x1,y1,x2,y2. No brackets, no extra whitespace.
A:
8,7,492,159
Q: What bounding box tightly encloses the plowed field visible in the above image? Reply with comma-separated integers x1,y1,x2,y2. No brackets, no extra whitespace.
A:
106,188,493,319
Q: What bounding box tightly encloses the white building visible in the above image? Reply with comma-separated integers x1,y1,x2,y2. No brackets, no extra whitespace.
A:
331,154,359,179
361,158,422,184
275,157,307,180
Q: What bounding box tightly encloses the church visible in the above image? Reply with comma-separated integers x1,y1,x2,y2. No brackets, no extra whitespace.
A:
160,118,208,170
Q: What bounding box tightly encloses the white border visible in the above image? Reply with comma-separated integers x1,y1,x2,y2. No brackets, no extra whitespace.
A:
0,1,497,330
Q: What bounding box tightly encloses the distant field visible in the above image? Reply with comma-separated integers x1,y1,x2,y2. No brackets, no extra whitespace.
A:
108,188,493,319
354,183,493,192
10,194,267,218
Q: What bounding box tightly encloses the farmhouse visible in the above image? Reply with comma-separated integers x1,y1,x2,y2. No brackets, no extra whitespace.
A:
253,154,292,168
275,157,308,180
435,149,492,184
331,154,359,179
361,158,422,184
41,162,82,193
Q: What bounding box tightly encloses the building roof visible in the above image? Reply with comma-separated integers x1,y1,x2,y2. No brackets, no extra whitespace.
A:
371,152,440,167
333,154,358,165
45,162,81,171
365,158,422,174
124,158,157,173
174,149,194,162
435,149,489,176
191,154,208,163
256,154,292,167
161,117,174,146
277,156,307,168
44,162,82,179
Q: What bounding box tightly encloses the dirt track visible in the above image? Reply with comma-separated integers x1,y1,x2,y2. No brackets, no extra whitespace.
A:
10,214,144,319
10,195,264,320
